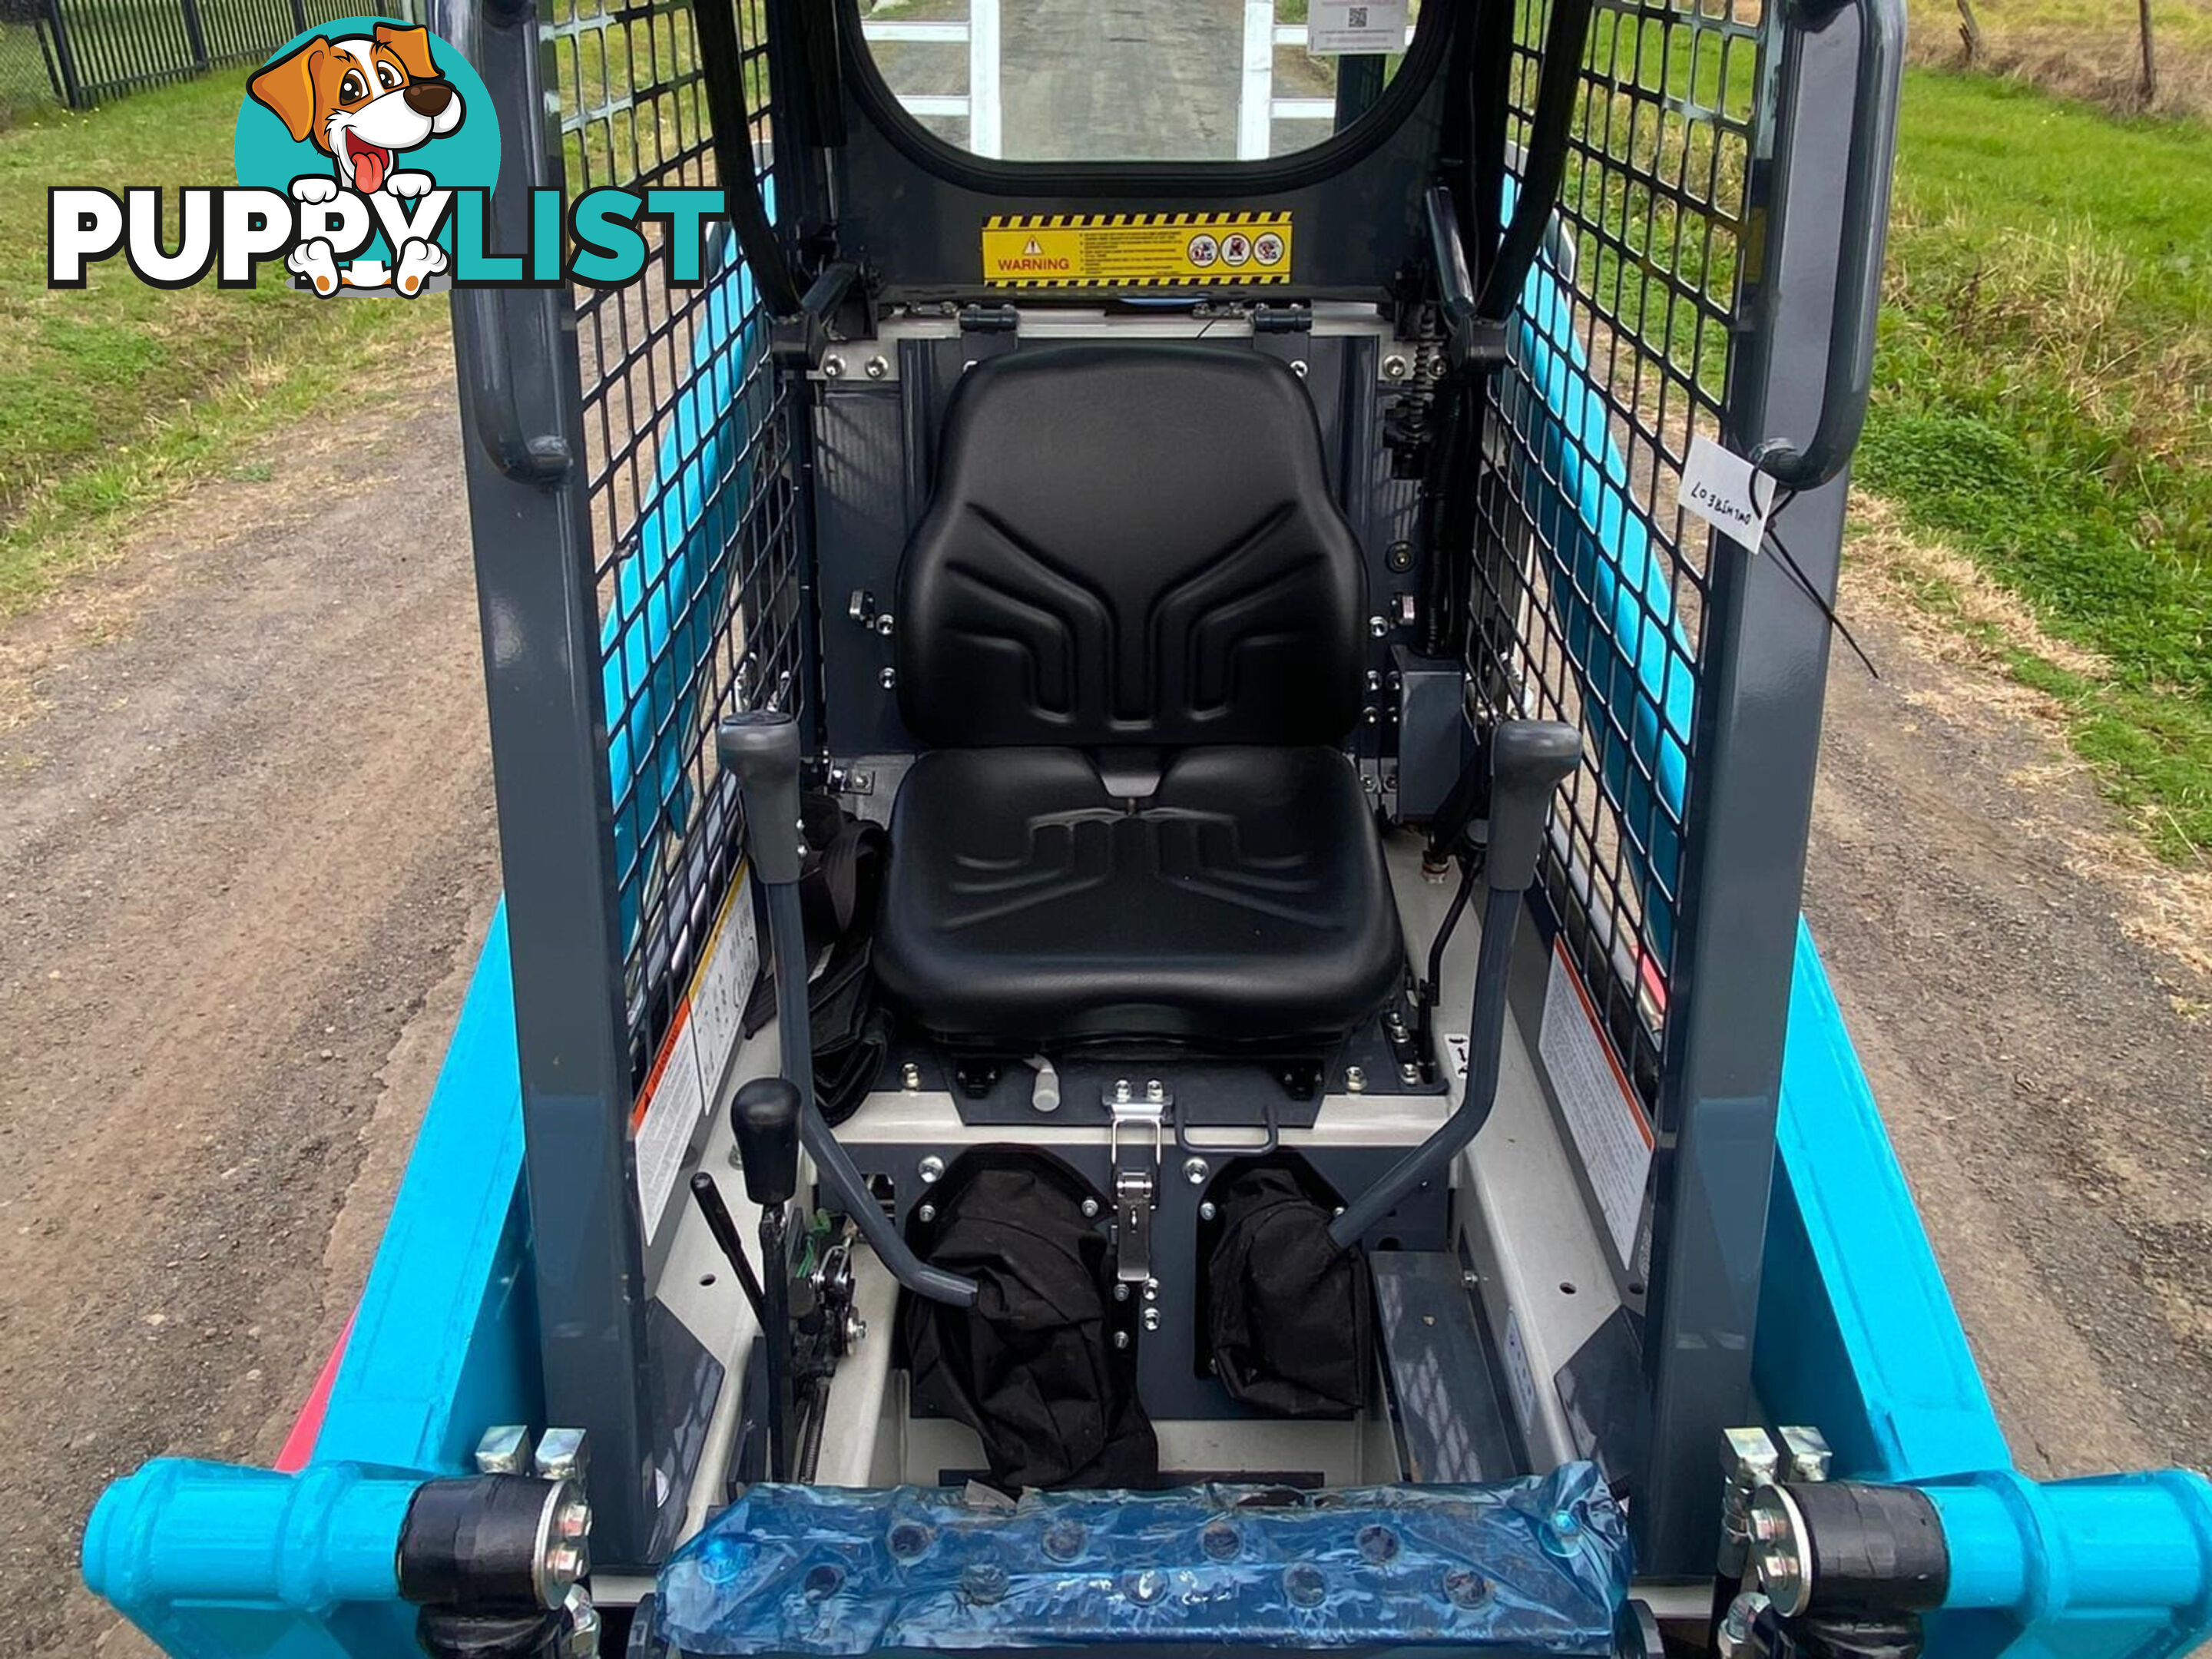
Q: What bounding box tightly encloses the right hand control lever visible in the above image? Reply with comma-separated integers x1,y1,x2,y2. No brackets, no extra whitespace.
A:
1331,720,1581,1250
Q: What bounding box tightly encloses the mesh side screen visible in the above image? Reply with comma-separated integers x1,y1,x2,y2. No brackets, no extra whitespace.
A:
553,0,796,1088
1473,0,1760,1108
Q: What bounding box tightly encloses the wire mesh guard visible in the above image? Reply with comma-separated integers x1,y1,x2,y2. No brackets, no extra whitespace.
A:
551,0,798,1087
1475,0,1761,1109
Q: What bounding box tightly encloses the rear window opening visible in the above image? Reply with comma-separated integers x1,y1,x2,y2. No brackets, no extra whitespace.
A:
856,0,1427,161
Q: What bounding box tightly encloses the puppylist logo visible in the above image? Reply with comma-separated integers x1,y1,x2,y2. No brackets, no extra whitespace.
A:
47,18,729,296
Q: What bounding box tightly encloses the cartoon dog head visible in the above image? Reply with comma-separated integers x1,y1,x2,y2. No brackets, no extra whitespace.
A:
249,24,464,194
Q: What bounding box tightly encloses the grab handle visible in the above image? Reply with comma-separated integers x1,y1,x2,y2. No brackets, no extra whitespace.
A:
433,0,575,487
1745,0,1905,492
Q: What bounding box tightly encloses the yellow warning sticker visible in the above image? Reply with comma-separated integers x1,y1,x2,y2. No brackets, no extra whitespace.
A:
982,212,1293,288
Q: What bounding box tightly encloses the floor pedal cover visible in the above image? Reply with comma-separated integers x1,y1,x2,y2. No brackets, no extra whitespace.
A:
651,1465,1630,1655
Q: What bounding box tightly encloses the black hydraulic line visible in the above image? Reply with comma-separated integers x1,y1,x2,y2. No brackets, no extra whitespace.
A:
688,1171,770,1333
687,0,800,318
1332,723,1580,1250
1473,0,1597,325
1412,852,1479,1078
1423,856,1479,1019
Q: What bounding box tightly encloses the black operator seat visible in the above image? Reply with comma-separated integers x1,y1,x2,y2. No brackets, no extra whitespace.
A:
875,345,1404,1050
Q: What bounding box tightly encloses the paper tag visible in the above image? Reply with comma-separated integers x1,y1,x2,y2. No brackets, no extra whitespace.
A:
1309,0,1410,54
1679,434,1775,553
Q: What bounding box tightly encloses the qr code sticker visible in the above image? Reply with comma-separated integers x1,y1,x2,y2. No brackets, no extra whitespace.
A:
1346,5,1368,23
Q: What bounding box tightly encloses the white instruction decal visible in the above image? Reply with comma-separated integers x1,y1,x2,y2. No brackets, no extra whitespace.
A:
632,1003,707,1240
687,866,760,1108
1538,942,1655,1266
1445,1031,1470,1078
1502,1307,1540,1429
1679,433,1777,554
1309,0,1410,54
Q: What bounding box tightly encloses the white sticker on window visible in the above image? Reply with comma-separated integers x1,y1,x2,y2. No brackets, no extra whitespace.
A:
1503,1308,1540,1429
1679,433,1777,554
632,1005,707,1240
1309,0,1410,55
1538,942,1656,1266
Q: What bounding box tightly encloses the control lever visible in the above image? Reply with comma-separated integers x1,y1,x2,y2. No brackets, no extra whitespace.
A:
687,1171,769,1333
731,1077,800,1480
1330,721,1581,1249
715,714,979,1309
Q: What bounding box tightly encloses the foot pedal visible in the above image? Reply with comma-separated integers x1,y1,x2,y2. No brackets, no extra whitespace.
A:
1372,1251,1528,1482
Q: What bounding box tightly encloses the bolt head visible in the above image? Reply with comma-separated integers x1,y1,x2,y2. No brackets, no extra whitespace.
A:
558,1585,601,1659
555,1496,591,1542
1399,1061,1422,1084
1144,1078,1166,1104
1384,354,1409,379
1141,1307,1161,1331
918,1155,945,1184
1779,1425,1834,1483
1369,614,1389,639
865,355,889,379
1198,1200,1217,1221
879,666,898,690
474,1425,532,1475
901,1061,922,1091
1112,1078,1133,1104
1722,1427,1783,1485
1081,1197,1101,1219
823,355,846,378
1291,359,1308,379
535,1427,589,1485
876,614,896,637
845,1311,868,1346
1113,1281,1130,1301
545,1541,587,1589
1113,1330,1131,1349
916,1203,936,1224
1346,1065,1367,1094
1183,1156,1208,1186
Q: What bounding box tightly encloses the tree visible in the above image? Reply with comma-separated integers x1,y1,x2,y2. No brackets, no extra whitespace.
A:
2137,0,2159,105
1956,0,1985,63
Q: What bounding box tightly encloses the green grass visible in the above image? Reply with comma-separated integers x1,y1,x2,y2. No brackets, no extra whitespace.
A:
0,72,443,612
1858,68,2212,858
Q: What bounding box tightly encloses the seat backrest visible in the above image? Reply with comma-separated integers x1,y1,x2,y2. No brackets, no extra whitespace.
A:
896,345,1366,749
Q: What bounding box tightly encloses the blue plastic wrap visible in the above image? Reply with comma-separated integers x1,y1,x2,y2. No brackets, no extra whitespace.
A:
651,1465,1629,1655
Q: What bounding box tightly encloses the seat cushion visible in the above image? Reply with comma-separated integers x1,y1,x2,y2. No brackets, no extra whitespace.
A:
876,747,1404,1048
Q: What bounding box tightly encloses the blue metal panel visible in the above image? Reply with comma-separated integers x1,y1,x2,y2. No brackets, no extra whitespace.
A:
83,909,537,1656
1760,922,2011,1482
312,902,540,1472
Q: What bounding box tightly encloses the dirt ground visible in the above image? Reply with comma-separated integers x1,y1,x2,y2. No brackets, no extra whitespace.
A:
1,372,2207,1654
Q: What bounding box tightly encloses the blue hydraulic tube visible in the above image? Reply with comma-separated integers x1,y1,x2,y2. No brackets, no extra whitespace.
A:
1923,1470,2212,1618
84,1459,416,1611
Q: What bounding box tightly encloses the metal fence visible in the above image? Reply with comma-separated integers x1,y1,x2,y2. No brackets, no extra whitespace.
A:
1472,0,1762,1112
546,0,803,1088
1,0,404,119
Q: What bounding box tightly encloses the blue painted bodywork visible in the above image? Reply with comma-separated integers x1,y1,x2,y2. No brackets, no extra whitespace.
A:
81,253,2212,1657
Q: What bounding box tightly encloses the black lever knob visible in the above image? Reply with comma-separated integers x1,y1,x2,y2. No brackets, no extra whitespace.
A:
1485,720,1581,894
730,1076,802,1210
716,712,804,887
